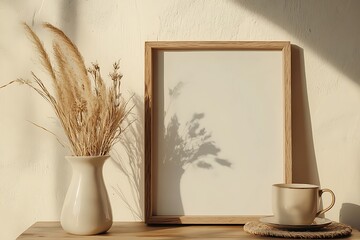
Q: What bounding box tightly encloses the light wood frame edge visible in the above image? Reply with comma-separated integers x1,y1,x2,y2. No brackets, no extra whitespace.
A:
144,41,292,224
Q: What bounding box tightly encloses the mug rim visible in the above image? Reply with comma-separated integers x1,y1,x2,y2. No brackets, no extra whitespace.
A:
273,183,319,189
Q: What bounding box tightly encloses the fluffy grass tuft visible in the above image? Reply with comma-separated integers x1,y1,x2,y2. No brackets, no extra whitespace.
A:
2,22,132,156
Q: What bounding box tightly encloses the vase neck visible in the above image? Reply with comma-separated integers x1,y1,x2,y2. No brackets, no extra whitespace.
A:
66,156,110,173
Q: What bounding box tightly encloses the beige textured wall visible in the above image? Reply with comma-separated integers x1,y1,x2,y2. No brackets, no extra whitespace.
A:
1,0,359,239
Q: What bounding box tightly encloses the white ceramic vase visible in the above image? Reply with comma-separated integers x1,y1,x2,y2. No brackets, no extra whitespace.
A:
60,155,113,235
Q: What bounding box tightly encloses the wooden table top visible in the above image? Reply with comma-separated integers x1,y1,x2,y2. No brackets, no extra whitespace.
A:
17,222,360,240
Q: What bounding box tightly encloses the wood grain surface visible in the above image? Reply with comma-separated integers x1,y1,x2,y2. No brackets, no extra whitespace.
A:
17,222,360,240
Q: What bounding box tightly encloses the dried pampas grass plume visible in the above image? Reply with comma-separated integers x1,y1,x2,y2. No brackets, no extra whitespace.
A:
1,22,132,156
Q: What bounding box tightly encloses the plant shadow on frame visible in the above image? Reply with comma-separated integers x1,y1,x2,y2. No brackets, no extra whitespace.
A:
155,82,232,215
110,86,232,219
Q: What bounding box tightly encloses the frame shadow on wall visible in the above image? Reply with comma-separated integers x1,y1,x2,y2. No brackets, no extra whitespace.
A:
291,45,320,185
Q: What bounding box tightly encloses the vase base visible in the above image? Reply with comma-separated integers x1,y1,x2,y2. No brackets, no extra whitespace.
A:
61,220,113,235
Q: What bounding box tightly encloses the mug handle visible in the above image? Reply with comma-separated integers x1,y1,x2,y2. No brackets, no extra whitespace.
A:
316,188,336,216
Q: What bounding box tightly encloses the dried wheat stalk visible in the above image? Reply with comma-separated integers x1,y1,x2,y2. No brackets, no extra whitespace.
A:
2,22,132,156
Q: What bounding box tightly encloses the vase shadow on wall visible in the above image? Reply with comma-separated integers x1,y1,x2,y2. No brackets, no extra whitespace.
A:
111,94,145,220
340,203,360,230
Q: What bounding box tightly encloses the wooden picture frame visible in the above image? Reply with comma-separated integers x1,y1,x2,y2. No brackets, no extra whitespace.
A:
145,41,292,224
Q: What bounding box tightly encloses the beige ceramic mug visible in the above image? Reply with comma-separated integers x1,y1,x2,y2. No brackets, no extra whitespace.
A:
272,183,335,225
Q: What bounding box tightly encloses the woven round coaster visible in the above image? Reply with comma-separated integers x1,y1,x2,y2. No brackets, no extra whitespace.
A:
244,221,352,239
